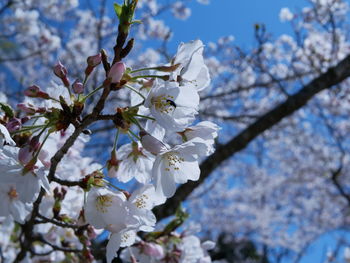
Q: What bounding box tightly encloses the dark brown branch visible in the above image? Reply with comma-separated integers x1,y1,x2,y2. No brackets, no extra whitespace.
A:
154,53,350,220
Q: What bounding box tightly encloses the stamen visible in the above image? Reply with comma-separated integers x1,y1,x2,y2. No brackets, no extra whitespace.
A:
152,95,176,113
95,194,113,213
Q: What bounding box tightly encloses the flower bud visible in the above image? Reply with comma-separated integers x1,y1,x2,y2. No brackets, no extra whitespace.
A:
107,62,126,84
72,79,84,94
87,54,102,67
53,61,70,87
24,85,40,97
17,103,36,115
23,85,49,99
140,130,167,155
53,61,67,79
6,118,21,132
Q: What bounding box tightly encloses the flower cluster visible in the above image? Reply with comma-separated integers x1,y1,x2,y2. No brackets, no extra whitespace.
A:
0,1,218,262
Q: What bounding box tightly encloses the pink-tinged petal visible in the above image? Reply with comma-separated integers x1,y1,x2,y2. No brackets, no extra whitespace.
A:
108,62,126,84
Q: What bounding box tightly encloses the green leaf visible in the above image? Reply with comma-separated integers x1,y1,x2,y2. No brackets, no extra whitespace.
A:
0,102,14,118
113,3,122,18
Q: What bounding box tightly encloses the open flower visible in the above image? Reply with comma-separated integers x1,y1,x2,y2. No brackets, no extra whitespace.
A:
0,146,49,204
112,142,155,184
127,185,165,231
0,124,16,146
171,39,210,91
144,81,199,131
151,139,206,198
180,121,220,155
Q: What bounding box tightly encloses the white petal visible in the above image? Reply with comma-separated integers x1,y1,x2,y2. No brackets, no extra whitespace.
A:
106,233,122,263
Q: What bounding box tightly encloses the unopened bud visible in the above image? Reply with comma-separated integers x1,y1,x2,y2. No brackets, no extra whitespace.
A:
72,79,84,94
18,103,37,114
87,54,102,67
6,118,21,132
53,61,67,79
24,85,40,97
107,62,126,84
53,61,70,87
24,85,49,99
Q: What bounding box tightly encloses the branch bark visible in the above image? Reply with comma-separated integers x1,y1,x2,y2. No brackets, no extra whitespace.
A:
154,54,350,220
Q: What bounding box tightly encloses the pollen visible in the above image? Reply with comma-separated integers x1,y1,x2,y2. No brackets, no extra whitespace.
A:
95,194,113,213
164,152,184,172
121,232,131,243
8,187,18,200
152,94,176,114
134,194,148,209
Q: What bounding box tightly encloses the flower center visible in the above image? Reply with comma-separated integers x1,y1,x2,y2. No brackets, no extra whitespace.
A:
164,152,184,172
121,232,131,244
95,194,113,213
134,194,148,209
152,95,176,113
8,187,18,200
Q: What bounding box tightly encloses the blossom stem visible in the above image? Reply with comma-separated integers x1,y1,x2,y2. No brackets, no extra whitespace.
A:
104,180,124,192
113,129,120,151
33,131,51,160
130,66,159,74
131,75,168,80
134,114,155,120
128,129,140,141
125,84,146,101
10,124,48,134
82,85,104,102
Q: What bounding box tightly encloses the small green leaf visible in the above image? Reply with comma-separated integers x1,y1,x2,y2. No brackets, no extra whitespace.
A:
113,3,122,18
0,102,14,118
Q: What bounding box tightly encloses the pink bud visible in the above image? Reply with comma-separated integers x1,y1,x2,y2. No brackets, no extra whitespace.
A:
17,103,36,115
87,54,102,67
53,61,70,87
140,130,167,155
53,61,67,79
107,62,126,84
6,118,21,132
24,85,49,99
72,79,84,94
143,243,165,259
24,85,40,97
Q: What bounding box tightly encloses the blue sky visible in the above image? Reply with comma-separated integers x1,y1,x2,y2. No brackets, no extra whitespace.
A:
164,0,307,48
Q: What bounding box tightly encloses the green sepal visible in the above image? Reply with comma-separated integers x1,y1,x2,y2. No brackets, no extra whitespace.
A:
113,3,122,18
